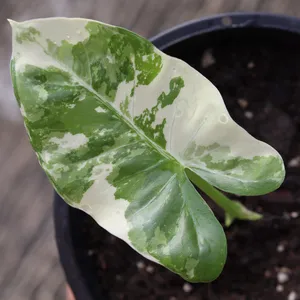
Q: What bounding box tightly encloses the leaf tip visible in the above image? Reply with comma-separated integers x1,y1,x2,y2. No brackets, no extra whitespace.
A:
8,19,19,28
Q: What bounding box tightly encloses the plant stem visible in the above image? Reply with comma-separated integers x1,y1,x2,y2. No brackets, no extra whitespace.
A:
186,169,262,226
186,169,231,210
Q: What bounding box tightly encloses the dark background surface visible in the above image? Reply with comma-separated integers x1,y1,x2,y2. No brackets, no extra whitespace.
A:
1,1,300,299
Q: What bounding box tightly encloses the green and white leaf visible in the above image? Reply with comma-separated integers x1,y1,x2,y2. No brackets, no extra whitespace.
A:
10,18,285,282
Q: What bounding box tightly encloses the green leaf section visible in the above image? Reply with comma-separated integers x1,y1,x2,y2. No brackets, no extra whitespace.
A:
185,142,284,196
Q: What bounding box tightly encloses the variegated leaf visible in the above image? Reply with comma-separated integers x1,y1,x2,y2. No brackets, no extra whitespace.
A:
10,18,284,282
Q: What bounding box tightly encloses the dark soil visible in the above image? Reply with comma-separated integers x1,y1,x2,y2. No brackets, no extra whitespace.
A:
71,27,300,300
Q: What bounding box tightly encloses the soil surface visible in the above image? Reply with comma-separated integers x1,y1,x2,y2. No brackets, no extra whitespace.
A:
71,28,300,300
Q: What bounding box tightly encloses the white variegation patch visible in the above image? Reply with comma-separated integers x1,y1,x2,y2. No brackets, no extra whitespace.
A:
20,103,27,117
78,93,86,101
12,40,59,74
33,85,48,101
76,163,160,263
130,50,172,118
49,133,88,150
9,18,90,48
78,161,87,171
47,163,70,180
76,163,156,265
106,55,114,63
96,128,114,137
95,106,105,113
67,104,76,109
114,56,138,117
115,80,134,112
40,150,53,164
155,54,281,162
77,164,130,241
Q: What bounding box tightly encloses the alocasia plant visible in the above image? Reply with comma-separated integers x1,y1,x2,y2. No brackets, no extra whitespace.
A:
10,18,285,283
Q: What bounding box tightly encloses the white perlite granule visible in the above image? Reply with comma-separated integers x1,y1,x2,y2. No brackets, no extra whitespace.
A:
288,291,298,300
145,265,155,273
288,156,300,167
277,271,289,284
182,283,193,293
136,261,145,270
276,285,284,292
245,111,254,119
290,212,299,218
277,243,285,253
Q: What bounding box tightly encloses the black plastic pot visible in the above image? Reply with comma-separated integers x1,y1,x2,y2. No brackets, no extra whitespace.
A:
54,12,300,300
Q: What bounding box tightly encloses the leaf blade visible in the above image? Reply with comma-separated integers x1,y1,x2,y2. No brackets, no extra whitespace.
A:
10,18,226,282
10,17,284,282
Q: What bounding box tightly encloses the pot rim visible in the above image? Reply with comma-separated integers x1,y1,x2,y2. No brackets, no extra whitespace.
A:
150,12,300,49
54,11,300,300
